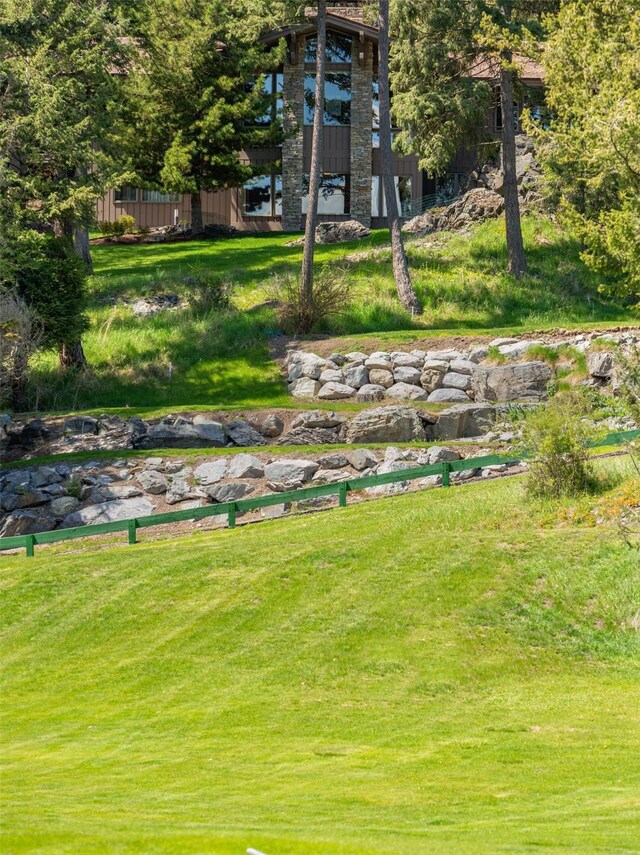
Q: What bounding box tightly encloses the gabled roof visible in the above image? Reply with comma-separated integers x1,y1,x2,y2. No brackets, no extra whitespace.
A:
263,11,379,46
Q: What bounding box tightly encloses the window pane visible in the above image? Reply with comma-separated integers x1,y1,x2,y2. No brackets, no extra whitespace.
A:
302,173,350,216
305,73,351,126
274,175,283,217
141,190,180,202
305,31,352,63
382,177,413,217
114,185,137,202
371,175,380,217
244,175,272,216
372,75,380,129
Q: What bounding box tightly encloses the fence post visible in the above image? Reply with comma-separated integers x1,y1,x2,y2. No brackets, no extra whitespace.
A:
228,503,236,529
25,535,35,558
128,519,138,545
442,462,451,488
339,482,348,508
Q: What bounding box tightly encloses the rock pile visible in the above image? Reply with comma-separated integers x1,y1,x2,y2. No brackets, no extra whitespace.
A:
403,189,505,237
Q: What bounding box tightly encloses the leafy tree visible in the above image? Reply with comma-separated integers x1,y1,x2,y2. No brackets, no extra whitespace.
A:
391,0,558,277
0,0,131,367
123,0,286,234
530,0,640,301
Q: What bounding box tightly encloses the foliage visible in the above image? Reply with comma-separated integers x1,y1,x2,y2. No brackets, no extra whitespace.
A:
267,265,351,334
180,272,233,317
530,0,640,301
0,288,42,409
614,344,640,423
522,392,598,498
0,231,89,353
2,471,640,852
98,215,138,238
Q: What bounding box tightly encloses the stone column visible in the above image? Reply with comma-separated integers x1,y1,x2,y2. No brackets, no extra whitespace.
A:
281,38,305,232
349,39,373,227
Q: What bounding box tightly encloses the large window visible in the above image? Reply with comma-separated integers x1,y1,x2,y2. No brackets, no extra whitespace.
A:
304,72,351,126
302,173,350,216
243,174,282,217
305,31,352,64
114,185,137,202
141,190,181,202
250,72,284,126
371,176,413,218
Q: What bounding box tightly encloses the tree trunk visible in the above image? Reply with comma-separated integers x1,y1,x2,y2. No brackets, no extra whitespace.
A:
59,339,88,370
500,62,527,277
191,191,204,234
378,0,421,314
300,0,327,314
74,226,93,273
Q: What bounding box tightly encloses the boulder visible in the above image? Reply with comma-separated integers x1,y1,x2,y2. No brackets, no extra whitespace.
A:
315,220,371,244
348,449,378,471
0,490,49,512
227,453,264,479
63,416,99,435
207,482,254,503
192,416,227,446
393,366,422,385
433,403,498,440
261,501,291,519
587,350,615,379
355,384,386,403
226,419,267,447
426,349,464,362
319,368,344,384
420,368,445,393
424,446,461,465
276,427,341,445
442,371,472,391
264,459,319,486
365,356,392,370
312,468,350,484
50,496,80,519
137,469,169,495
343,364,369,389
449,358,476,376
386,382,429,401
329,353,348,366
318,382,357,400
391,353,424,369
472,361,553,402
63,497,155,527
368,368,394,388
287,351,327,381
290,410,347,430
317,453,350,469
134,423,213,449
427,388,470,403
468,345,489,363
345,405,426,444
90,484,143,503
345,351,369,363
289,378,322,398
260,414,284,438
165,476,203,505
194,459,227,485
0,508,55,537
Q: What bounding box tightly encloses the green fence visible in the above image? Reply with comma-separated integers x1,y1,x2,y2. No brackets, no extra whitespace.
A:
2,429,638,558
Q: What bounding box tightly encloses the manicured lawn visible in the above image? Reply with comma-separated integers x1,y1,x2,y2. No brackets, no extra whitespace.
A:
26,214,638,415
2,467,639,853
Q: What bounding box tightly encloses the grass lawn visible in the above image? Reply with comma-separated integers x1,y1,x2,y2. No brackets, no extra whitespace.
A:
26,214,638,415
2,464,640,853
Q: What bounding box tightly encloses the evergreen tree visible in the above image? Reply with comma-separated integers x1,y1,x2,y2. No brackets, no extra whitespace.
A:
391,0,558,277
531,0,640,300
123,0,286,234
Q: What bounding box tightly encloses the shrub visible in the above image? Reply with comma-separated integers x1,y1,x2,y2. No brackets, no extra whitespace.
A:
98,215,137,238
98,220,116,237
267,266,351,334
180,272,232,316
522,392,598,499
0,288,43,409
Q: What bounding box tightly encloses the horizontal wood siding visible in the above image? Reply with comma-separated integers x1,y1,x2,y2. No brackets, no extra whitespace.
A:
303,127,351,173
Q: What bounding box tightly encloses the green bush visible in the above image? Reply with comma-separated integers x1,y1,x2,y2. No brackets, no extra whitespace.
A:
98,215,137,237
522,392,598,499
267,266,351,334
180,272,232,316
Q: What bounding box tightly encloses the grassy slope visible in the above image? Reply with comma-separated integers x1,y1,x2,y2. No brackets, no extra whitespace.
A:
27,215,638,415
2,467,640,854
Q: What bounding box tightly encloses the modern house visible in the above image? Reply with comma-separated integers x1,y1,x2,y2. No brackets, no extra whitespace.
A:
97,2,543,232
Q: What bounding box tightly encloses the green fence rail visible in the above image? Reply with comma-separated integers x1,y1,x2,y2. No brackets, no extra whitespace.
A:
2,429,638,558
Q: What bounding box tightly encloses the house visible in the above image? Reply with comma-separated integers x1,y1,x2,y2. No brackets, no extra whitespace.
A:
97,2,543,232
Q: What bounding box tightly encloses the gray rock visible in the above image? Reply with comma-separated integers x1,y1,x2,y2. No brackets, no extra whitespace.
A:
1,490,49,511
194,459,227,485
385,382,429,401
261,502,291,519
345,351,368,363
289,377,322,398
276,427,341,445
226,419,267,447
377,460,418,475
498,340,544,359
348,448,378,471
317,453,350,469
312,468,350,484
144,456,164,467
365,356,392,370
319,368,344,384
207,482,254,503
137,469,169,494
587,350,615,379
329,353,348,366
433,403,498,439
391,352,424,369
420,368,445,393
91,484,143,503
365,480,409,497
227,453,264,479
63,497,155,527
63,416,98,435
424,446,461,465
426,349,464,362
134,423,213,449
166,476,203,505
393,365,422,385
442,371,472,391
449,358,476,376
260,414,284,438
423,359,450,372
50,496,80,518
290,410,346,430
368,368,394,388
287,351,327,381
452,468,479,482
345,405,426,444
192,416,227,446
318,381,357,400
416,475,443,489
471,361,553,402
343,364,369,389
264,458,319,485
468,345,489,363
427,388,470,403
42,483,65,498
355,384,386,403
0,508,55,537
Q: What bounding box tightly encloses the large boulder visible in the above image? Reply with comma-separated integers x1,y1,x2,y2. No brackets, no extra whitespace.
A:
63,416,99,435
355,384,386,403
385,383,429,402
228,453,264,479
427,388,470,403
290,410,347,430
315,220,371,244
286,351,327,381
393,366,422,385
137,469,169,495
207,482,254,503
0,508,55,537
194,459,227,485
403,189,504,236
276,427,341,445
587,350,615,379
134,423,215,449
432,403,498,439
343,364,369,389
63,497,155,527
345,405,426,444
472,361,553,402
318,382,357,400
192,416,227,446
369,368,394,388
225,419,267,447
289,378,322,398
264,459,319,488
